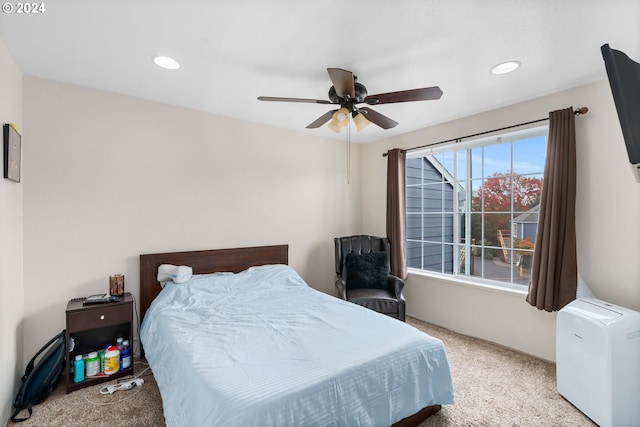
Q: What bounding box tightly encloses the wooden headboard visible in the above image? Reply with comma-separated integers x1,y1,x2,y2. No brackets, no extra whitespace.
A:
139,244,289,325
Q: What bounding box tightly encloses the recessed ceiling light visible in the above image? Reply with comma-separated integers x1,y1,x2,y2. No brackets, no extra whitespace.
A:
153,56,180,70
490,61,520,75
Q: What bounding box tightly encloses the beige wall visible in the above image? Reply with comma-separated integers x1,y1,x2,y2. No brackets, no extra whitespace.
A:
21,77,362,364
361,81,640,361
0,38,24,422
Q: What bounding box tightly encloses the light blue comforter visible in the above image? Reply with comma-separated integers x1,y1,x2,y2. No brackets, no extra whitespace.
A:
141,264,454,426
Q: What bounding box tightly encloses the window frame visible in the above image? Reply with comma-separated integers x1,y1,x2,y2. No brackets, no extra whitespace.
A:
406,125,548,291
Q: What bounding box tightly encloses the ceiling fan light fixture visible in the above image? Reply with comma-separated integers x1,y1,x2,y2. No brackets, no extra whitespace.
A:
353,112,370,131
153,56,180,70
328,120,342,133
490,61,520,75
332,107,350,128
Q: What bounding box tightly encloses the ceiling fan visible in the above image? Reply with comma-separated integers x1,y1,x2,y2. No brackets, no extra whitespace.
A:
258,68,443,133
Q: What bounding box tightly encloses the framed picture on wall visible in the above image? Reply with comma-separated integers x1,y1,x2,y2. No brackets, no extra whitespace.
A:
3,123,21,183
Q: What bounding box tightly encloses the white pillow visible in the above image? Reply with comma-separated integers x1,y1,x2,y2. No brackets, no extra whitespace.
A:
157,264,193,287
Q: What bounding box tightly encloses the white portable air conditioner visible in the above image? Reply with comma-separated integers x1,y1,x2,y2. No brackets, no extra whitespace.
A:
557,298,640,427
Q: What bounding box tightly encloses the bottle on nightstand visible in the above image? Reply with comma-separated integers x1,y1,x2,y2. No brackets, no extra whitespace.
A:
73,355,84,383
120,340,131,370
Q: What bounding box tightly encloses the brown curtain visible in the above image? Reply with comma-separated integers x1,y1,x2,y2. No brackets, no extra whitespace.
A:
386,148,408,280
526,108,578,311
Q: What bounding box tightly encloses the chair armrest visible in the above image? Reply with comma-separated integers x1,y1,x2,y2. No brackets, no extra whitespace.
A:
335,277,347,300
388,275,406,301
389,274,407,321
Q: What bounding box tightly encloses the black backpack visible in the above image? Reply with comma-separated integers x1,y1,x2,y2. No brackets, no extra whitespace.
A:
11,330,66,422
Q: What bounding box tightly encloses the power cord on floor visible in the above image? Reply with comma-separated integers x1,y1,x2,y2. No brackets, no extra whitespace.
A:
85,362,150,406
85,383,143,406
100,378,144,395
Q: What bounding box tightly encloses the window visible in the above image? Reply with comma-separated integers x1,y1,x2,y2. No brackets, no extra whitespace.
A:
406,126,547,289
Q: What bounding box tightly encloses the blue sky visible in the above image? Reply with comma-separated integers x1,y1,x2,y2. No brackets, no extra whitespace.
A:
433,135,546,188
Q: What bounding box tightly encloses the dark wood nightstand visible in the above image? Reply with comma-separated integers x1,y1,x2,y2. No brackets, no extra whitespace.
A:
65,293,134,393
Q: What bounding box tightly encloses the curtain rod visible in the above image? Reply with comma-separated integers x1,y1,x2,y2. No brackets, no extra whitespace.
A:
382,106,588,157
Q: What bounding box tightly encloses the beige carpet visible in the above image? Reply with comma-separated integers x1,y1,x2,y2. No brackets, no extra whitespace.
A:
408,320,594,427
7,317,595,427
7,362,164,427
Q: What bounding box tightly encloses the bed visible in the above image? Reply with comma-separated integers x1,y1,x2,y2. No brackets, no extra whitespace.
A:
139,245,454,426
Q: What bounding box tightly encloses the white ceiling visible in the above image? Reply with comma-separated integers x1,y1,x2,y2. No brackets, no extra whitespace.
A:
1,0,639,143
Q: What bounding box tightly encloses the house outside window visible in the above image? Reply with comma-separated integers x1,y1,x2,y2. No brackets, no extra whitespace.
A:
406,126,547,290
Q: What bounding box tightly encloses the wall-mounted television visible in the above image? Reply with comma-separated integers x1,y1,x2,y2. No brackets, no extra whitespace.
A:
601,44,640,182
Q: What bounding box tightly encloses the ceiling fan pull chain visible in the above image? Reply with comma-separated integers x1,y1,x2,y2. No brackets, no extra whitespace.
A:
347,121,351,185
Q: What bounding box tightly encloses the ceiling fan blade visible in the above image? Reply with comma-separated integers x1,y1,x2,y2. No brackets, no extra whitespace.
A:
306,110,337,129
258,96,332,104
359,107,398,129
364,86,443,105
327,68,355,99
